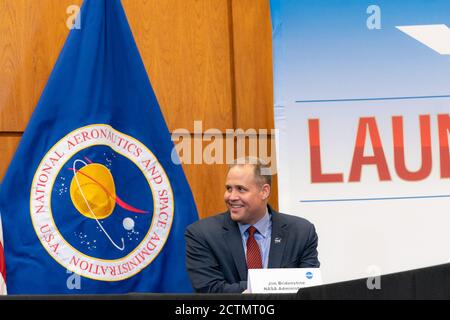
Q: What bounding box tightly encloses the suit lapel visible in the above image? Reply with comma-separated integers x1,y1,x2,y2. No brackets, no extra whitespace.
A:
222,213,247,280
268,209,288,268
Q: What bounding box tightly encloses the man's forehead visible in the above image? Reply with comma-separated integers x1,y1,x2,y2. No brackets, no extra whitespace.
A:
225,174,257,188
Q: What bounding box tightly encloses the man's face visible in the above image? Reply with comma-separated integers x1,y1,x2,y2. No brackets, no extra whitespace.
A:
224,165,270,225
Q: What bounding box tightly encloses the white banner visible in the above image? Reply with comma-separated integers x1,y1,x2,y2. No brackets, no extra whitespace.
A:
270,0,450,284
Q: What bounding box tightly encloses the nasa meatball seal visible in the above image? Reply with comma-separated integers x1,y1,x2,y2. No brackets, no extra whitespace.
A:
30,124,174,281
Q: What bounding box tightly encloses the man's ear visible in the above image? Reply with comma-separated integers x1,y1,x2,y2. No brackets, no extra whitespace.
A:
261,183,271,200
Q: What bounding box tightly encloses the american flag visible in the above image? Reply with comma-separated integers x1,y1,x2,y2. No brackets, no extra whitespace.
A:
0,215,6,294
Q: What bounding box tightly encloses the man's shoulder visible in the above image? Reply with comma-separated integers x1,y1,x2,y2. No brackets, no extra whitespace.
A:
186,211,229,233
273,210,315,230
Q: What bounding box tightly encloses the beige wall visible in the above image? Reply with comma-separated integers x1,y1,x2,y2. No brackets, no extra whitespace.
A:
0,0,276,218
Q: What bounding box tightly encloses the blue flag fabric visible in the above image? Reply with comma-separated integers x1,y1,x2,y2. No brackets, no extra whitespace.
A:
0,0,198,294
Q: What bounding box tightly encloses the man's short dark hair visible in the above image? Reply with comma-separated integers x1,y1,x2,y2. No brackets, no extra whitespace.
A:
229,157,272,187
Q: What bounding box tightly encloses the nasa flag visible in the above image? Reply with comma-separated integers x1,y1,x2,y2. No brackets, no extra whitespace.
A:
0,0,198,293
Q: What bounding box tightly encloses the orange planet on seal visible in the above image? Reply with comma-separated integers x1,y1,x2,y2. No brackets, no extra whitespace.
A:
70,163,116,219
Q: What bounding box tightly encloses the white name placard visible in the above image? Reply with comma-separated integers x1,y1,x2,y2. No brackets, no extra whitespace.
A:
247,268,322,293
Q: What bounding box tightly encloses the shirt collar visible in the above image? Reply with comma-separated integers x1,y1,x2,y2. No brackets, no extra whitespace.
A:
238,207,271,238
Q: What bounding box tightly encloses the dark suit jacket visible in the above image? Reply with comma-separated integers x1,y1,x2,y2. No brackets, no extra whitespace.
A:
185,206,320,293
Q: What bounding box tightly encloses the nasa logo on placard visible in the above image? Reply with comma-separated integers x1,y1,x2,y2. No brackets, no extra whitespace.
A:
30,124,174,281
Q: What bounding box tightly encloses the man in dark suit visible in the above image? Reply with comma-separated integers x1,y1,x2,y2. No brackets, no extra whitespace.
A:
185,159,320,293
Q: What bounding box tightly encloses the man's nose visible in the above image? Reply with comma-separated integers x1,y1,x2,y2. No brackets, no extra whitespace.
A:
228,189,240,200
